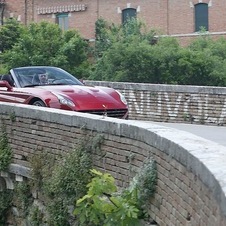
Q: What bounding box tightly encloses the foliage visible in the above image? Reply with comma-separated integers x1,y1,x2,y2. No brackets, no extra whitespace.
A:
90,18,226,86
93,18,156,60
13,181,33,217
29,151,56,191
74,169,141,226
0,190,13,224
59,30,90,77
46,197,71,226
43,143,93,226
94,18,111,58
90,19,178,83
0,21,90,78
128,159,157,209
1,18,226,85
74,159,157,226
0,125,12,171
27,205,44,226
43,140,94,201
0,63,8,74
27,135,101,225
0,18,24,53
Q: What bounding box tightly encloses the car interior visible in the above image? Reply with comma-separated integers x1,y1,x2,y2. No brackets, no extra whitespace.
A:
0,74,15,87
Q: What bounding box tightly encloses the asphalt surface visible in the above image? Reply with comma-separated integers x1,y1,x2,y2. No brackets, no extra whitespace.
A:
142,121,226,147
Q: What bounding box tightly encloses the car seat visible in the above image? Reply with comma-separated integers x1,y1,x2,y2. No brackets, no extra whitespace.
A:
32,74,40,84
2,74,14,86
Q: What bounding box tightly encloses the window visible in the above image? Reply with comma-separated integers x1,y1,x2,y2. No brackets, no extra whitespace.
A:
56,13,69,31
195,3,208,32
122,8,136,24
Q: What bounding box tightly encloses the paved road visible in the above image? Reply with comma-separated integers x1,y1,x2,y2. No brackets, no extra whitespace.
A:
141,121,226,147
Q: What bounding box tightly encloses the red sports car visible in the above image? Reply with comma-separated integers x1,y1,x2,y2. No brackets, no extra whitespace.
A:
0,66,128,119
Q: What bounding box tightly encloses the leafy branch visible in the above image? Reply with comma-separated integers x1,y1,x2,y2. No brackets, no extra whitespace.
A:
74,160,157,226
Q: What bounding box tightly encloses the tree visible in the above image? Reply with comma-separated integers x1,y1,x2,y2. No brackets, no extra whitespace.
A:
1,21,90,78
0,19,23,52
90,18,158,82
93,18,156,60
90,35,180,84
90,18,226,86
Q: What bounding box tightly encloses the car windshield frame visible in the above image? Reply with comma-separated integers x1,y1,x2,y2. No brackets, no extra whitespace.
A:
11,66,84,88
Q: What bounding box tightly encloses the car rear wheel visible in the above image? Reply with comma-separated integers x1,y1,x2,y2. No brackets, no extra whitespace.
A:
32,100,46,107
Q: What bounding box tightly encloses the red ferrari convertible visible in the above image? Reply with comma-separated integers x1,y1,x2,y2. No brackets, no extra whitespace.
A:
0,66,128,119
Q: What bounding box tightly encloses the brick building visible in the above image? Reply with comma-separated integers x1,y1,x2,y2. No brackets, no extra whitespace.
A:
0,0,226,45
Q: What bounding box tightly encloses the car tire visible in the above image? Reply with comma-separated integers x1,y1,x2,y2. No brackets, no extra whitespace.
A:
32,100,46,107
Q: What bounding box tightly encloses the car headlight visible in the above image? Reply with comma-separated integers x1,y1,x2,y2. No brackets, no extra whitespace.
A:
52,92,75,107
116,90,127,105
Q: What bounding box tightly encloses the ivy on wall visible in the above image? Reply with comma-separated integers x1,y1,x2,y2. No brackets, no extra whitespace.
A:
0,120,13,225
2,131,157,225
0,123,12,171
9,134,102,225
0,190,13,225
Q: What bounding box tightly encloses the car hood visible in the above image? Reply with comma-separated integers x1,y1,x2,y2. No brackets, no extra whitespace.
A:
26,85,127,110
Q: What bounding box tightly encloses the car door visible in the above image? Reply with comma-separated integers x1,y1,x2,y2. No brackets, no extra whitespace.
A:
0,83,31,104
0,85,16,103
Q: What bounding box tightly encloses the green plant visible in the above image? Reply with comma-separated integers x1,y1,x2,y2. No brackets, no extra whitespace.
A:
0,190,13,224
46,197,71,226
13,181,33,217
1,21,90,78
74,169,141,226
26,135,103,225
75,159,157,226
129,158,157,208
43,140,94,225
0,18,24,53
28,205,44,226
183,113,189,121
29,151,56,191
0,124,12,171
9,112,16,122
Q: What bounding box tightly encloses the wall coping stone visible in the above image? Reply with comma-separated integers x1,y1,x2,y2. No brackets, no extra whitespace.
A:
84,80,226,94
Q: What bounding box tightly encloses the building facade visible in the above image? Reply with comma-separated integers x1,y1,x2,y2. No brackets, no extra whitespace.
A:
1,0,226,45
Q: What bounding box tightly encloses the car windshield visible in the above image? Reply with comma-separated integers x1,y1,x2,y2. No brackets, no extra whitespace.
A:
12,66,83,88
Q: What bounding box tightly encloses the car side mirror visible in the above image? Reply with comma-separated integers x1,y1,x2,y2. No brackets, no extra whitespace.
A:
0,81,13,91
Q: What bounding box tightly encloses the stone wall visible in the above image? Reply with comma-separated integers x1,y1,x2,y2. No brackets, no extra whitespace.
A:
85,81,226,126
0,103,226,225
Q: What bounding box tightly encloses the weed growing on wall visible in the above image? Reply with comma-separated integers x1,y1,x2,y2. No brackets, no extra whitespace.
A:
0,122,13,225
74,169,141,226
129,158,157,206
0,124,12,171
13,181,33,218
0,190,13,224
29,151,56,191
74,159,157,226
27,205,44,226
23,134,103,225
9,112,16,122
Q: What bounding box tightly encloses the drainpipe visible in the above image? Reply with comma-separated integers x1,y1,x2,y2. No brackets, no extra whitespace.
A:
32,0,34,21
97,0,99,19
0,0,5,25
166,0,169,35
24,0,27,25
